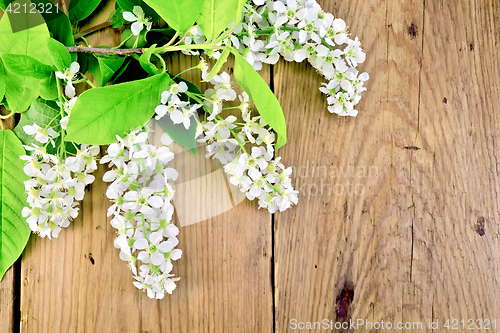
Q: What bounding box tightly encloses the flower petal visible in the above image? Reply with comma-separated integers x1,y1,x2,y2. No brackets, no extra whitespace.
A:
131,21,143,36
122,11,137,22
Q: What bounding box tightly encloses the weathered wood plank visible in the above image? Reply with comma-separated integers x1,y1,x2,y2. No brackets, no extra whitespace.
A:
274,0,500,332
0,267,15,332
412,0,500,326
20,1,273,332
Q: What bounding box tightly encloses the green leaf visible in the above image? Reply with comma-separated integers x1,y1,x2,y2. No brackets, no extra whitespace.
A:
111,5,125,28
13,98,75,155
158,116,197,155
112,58,131,83
66,73,173,144
0,0,13,9
112,57,149,84
31,0,74,46
39,73,58,101
204,48,230,81
139,44,161,75
46,37,72,72
2,0,46,33
0,13,52,66
0,59,5,101
143,0,202,33
88,55,127,87
68,0,102,24
4,69,40,113
0,130,30,281
97,56,127,87
0,14,50,111
231,49,287,150
122,28,148,48
197,0,242,41
2,54,55,79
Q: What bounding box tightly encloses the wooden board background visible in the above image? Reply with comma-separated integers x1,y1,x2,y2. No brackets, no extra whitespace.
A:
1,0,500,332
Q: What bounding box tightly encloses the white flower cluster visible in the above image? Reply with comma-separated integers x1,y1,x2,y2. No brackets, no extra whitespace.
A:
182,0,369,116
197,71,298,212
225,147,298,212
154,81,202,129
101,129,182,299
21,124,99,239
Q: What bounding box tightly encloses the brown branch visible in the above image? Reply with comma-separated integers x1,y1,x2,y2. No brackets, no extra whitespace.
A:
74,21,113,39
66,46,145,55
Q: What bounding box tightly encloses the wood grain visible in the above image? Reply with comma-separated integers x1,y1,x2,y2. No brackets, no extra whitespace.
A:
19,2,272,332
5,0,500,332
0,267,15,332
274,0,500,332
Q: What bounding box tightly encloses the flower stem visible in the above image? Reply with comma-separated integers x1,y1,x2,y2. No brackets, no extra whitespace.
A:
79,36,90,47
66,46,144,55
0,110,14,119
321,37,335,51
55,77,67,159
83,76,97,88
173,65,199,79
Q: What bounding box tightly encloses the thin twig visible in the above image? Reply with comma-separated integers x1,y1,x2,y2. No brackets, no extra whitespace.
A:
74,21,113,39
66,46,145,55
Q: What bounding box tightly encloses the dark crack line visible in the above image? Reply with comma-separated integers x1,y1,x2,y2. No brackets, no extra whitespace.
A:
270,64,276,333
13,257,21,333
416,0,427,139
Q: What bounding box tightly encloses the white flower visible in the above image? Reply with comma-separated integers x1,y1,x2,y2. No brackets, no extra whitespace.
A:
170,104,201,129
344,37,366,67
55,62,79,98
23,123,59,144
123,6,153,36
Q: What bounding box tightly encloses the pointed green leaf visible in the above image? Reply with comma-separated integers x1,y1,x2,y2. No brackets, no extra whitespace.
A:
68,0,102,24
139,44,161,75
197,0,243,41
98,56,127,87
0,130,30,281
46,37,72,72
39,73,58,101
143,0,202,33
158,116,197,155
0,59,5,101
2,54,55,79
0,12,50,111
4,69,40,113
231,49,287,150
0,13,52,66
204,48,230,81
112,58,131,84
122,28,148,48
31,0,74,46
112,5,125,28
87,55,128,87
66,73,174,145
